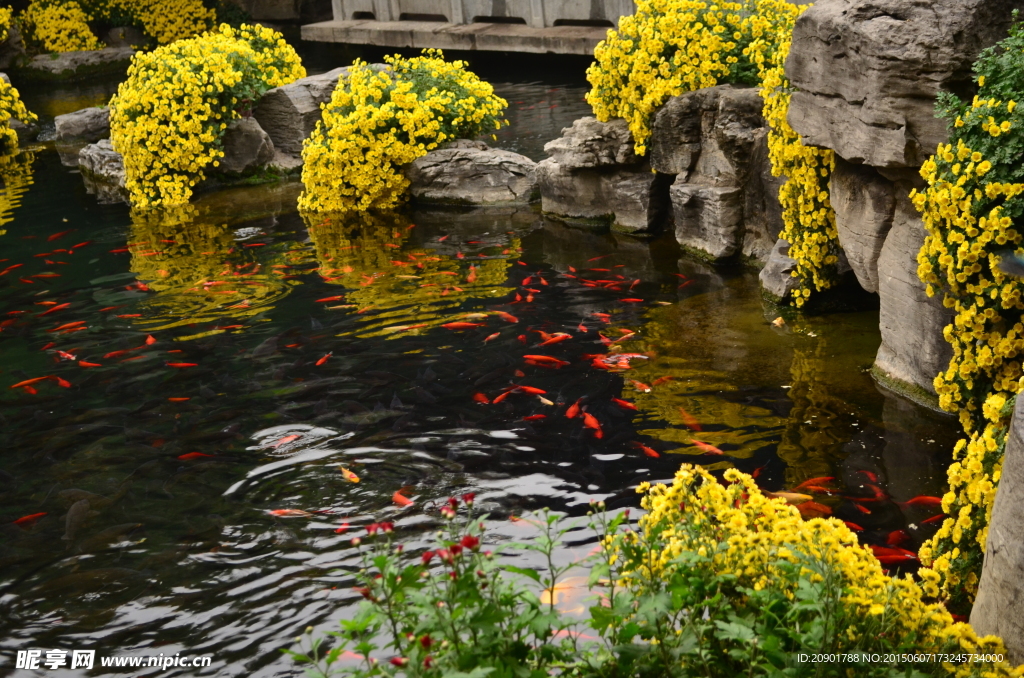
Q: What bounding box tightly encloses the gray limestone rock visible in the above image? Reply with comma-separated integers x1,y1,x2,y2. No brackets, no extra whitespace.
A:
537,157,610,222
759,238,799,300
786,0,1024,168
972,394,1024,663
218,118,275,175
9,118,38,144
254,65,386,158
405,145,538,206
670,182,744,260
829,157,896,293
54,107,109,142
742,129,786,262
18,46,135,81
606,170,670,234
0,25,25,71
78,139,127,204
873,191,953,401
542,117,638,169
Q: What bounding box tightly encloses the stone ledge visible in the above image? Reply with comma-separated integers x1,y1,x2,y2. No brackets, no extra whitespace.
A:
301,20,607,54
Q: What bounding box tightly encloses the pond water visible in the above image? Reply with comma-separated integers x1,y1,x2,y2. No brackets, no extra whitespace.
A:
0,49,960,677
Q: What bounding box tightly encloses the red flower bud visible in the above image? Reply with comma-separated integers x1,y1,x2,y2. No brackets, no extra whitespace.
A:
419,634,433,649
461,492,476,506
423,656,433,668
350,537,361,547
366,523,379,535
389,657,408,667
447,497,459,508
437,548,453,564
422,550,436,565
450,544,463,556
460,535,480,551
354,587,373,600
381,522,394,534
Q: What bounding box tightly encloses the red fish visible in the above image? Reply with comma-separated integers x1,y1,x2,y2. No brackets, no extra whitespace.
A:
630,380,651,393
797,501,832,518
522,414,547,421
492,388,515,404
38,303,71,316
10,376,50,389
79,361,102,368
466,265,477,283
441,322,484,330
582,412,603,439
611,397,637,411
678,407,702,431
268,509,313,517
495,311,518,323
852,503,872,515
166,363,198,368
691,440,724,455
393,489,414,507
619,298,643,303
634,443,660,458
887,530,911,547
538,333,571,347
843,521,864,532
316,296,344,303
870,545,917,559
793,477,835,491
651,376,673,386
577,322,587,333
104,350,128,359
921,514,946,525
272,435,301,448
145,335,157,345
316,353,332,366
565,398,582,419
860,470,879,483
901,496,943,508
876,554,919,565
523,355,570,367
178,452,214,460
53,377,71,388
516,386,547,395
438,235,449,242
57,350,77,361
473,392,490,404
168,397,190,402
13,512,47,528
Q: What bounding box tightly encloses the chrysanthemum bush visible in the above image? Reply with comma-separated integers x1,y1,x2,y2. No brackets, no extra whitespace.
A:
0,77,36,153
109,23,305,209
914,16,1024,612
288,467,1019,677
17,0,213,53
586,0,840,305
298,50,508,213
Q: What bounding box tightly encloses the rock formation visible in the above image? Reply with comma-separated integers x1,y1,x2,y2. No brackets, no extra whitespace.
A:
785,0,1019,402
405,140,538,206
54,107,110,143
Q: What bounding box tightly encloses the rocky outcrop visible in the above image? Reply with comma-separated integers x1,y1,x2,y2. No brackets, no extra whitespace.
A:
972,395,1024,663
829,158,896,294
218,118,275,175
655,85,782,261
0,25,25,70
786,0,1024,168
14,46,134,81
872,191,953,403
54,107,110,142
253,66,378,159
784,0,1020,401
405,140,538,206
759,238,799,301
537,116,668,235
78,139,127,204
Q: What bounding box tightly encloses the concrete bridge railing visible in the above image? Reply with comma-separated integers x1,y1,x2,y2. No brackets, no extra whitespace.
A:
330,0,633,28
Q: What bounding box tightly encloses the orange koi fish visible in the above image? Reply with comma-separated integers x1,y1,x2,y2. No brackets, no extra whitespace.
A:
793,476,835,491
145,335,157,345
565,398,582,419
166,363,198,368
339,467,360,483
178,452,214,460
538,333,571,347
611,398,637,411
843,521,864,532
37,303,71,316
797,501,832,518
630,380,651,393
79,361,102,368
271,435,301,448
268,509,314,517
495,311,518,323
691,440,723,455
677,407,702,431
484,332,500,343
393,489,414,507
634,443,659,458
316,353,332,366
522,414,547,421
900,496,943,508
441,322,484,330
13,512,47,528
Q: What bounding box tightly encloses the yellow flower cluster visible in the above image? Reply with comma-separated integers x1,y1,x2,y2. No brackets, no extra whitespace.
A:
621,466,1020,673
85,0,214,45
586,0,801,156
0,6,12,44
109,23,305,210
20,0,101,53
913,92,1024,611
749,5,839,306
0,77,36,153
299,50,508,213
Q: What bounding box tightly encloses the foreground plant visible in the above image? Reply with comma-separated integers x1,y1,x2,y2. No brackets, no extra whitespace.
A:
289,468,1019,677
109,23,304,209
299,50,508,213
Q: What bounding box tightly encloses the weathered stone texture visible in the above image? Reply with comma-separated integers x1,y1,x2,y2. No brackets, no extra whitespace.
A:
759,238,799,301
17,46,134,80
253,67,349,158
544,116,637,168
786,0,1024,168
406,143,538,206
78,139,127,204
671,184,743,259
218,118,276,175
972,395,1024,663
873,191,953,399
829,157,896,293
54,107,110,142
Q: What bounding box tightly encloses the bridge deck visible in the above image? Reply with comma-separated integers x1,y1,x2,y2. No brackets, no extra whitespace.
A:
301,19,609,54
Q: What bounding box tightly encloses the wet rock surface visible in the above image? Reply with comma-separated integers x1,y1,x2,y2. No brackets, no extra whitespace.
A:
78,139,127,204
54,107,109,143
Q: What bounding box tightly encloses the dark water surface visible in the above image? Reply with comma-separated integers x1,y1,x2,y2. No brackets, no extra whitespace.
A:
0,60,959,677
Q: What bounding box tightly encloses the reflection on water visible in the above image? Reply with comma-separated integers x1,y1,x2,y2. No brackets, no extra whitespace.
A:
0,151,34,236
0,83,961,676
